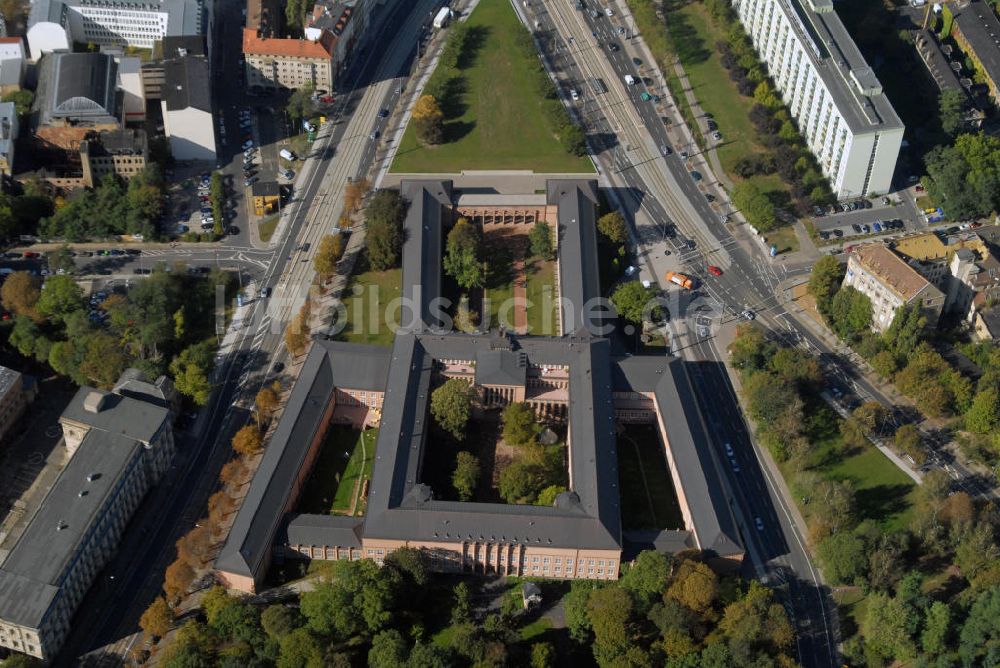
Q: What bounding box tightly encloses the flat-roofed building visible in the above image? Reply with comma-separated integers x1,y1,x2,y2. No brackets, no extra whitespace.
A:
731,0,904,198
26,0,206,60
80,128,148,187
0,376,173,660
844,243,946,331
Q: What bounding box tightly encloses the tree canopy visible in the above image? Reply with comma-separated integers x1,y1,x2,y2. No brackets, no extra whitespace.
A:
501,402,539,446
443,218,484,289
430,378,473,440
610,281,661,325
597,211,628,245
365,190,406,271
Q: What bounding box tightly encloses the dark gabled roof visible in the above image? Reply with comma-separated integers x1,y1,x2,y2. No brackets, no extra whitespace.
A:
952,0,1000,87
162,54,211,113
280,513,363,548
0,429,141,628
60,386,169,444
362,333,433,516
621,529,696,561
400,180,452,332
361,333,622,551
474,349,526,387
615,356,742,557
548,180,604,336
324,340,392,390
216,340,390,578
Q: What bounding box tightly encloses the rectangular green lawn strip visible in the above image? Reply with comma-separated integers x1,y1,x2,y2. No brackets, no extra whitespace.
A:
258,214,279,242
335,267,401,347
332,428,378,515
524,259,559,336
297,426,378,516
617,424,685,531
391,0,593,173
485,280,516,330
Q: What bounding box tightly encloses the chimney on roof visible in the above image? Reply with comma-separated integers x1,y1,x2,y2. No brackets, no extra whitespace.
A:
83,390,109,413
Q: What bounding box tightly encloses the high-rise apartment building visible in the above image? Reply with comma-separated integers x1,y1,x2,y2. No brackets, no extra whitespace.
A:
731,0,904,198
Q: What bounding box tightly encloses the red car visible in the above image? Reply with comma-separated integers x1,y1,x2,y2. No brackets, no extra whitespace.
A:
707,265,723,276
22,251,37,258
319,95,334,104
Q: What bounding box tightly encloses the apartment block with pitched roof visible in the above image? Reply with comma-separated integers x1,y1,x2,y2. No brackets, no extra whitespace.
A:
242,0,372,92
844,244,946,332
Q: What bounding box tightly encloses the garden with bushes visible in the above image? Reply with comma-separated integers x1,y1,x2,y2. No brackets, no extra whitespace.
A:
428,381,567,506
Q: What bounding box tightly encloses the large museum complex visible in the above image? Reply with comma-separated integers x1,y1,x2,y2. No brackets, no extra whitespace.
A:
216,180,743,593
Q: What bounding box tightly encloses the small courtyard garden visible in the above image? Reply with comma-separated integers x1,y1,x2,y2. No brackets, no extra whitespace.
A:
426,379,568,505
297,425,378,516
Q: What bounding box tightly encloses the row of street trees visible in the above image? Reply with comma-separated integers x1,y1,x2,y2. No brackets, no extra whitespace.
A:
703,0,834,216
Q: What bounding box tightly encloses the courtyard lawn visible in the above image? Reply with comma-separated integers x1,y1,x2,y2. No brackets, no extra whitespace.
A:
485,278,516,331
332,428,378,515
617,424,685,531
390,0,593,173
334,266,401,347
525,259,560,336
297,426,378,516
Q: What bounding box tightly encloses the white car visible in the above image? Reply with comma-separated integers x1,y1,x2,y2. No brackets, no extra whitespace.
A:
605,7,613,16
570,89,580,101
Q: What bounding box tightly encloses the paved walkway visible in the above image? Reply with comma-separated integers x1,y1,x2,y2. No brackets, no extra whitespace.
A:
512,258,528,334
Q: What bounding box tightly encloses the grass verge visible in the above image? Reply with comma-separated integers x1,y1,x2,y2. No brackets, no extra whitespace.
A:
391,0,593,173
259,214,279,242
333,266,402,347
781,405,917,533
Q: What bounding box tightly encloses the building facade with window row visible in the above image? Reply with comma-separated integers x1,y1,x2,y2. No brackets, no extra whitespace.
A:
731,0,904,198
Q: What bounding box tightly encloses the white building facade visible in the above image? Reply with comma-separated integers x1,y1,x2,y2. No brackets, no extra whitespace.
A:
731,0,904,199
27,0,205,59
